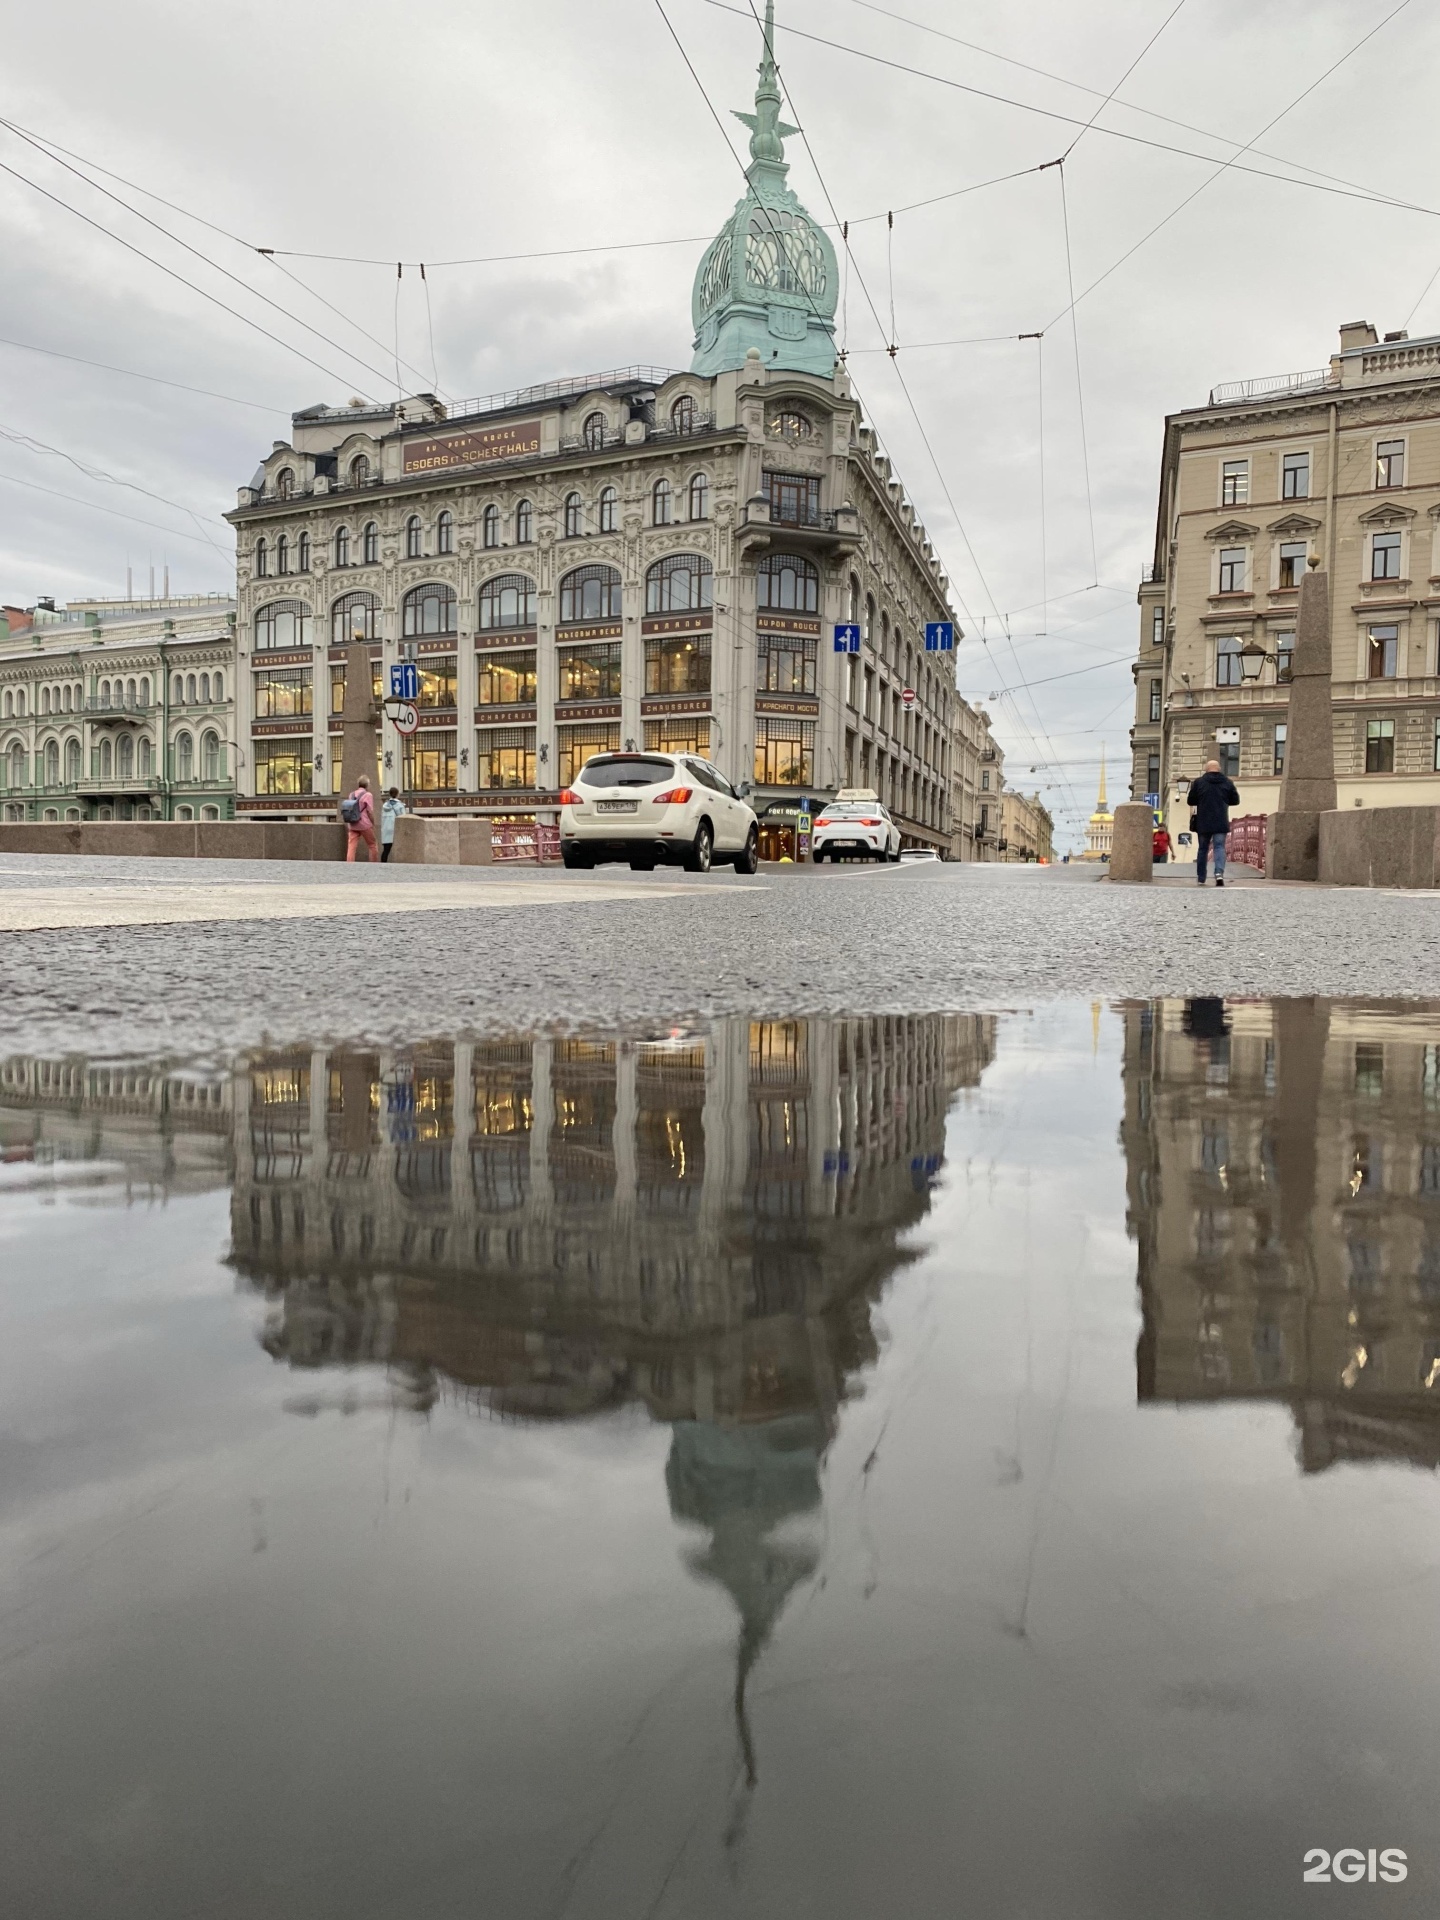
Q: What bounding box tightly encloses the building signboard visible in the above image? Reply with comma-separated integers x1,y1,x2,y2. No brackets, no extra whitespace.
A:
641,695,713,716
556,622,623,643
476,629,538,650
641,615,712,637
755,694,820,716
401,419,542,475
555,701,622,721
252,650,312,669
473,705,538,723
756,614,821,636
251,721,314,738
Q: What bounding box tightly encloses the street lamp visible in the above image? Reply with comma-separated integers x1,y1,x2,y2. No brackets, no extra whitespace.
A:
1238,639,1271,682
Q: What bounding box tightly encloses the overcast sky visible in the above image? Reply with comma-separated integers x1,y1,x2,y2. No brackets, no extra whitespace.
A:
3,0,1439,842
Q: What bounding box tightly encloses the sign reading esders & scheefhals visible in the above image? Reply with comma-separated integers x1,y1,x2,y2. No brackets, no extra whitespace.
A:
402,419,542,475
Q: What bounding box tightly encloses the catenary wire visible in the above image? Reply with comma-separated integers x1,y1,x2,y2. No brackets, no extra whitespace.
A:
1056,165,1097,582
1059,0,1188,161
0,423,230,560
0,468,225,550
0,335,288,414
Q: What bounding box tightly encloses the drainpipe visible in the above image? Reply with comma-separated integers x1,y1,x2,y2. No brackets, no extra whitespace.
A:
1324,401,1338,580
159,623,172,819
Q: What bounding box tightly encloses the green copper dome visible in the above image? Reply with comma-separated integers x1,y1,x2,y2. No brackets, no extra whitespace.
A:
691,2,839,379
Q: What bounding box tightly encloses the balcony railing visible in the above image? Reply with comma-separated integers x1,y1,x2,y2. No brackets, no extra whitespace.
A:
85,698,154,716
768,505,840,530
1208,367,1333,407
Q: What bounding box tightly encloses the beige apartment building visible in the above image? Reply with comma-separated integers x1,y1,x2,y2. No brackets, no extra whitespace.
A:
950,704,1003,860
1131,322,1440,830
999,786,1054,862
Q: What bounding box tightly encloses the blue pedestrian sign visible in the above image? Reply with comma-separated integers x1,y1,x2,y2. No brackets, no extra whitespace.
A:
390,661,419,701
924,622,955,652
833,623,861,653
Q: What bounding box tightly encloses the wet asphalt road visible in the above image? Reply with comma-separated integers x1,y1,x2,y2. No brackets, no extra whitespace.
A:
3,853,1440,1057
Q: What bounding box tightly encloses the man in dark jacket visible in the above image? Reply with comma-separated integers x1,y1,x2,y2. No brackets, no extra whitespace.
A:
1186,760,1240,886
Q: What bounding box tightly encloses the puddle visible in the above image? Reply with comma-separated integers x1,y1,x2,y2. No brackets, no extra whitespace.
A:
1,1003,1437,1918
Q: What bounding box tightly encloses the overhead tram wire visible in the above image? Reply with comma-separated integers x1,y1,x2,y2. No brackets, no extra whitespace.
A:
0,335,287,414
0,421,231,560
699,0,1440,222
0,469,225,550
1057,0,1188,162
1055,164,1097,583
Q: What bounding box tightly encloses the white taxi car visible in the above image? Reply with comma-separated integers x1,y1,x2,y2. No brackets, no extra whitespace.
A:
559,752,759,873
811,791,902,863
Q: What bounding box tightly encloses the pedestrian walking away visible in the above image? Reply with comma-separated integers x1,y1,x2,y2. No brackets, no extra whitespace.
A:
380,786,406,863
1152,823,1172,866
340,775,377,863
1186,760,1240,886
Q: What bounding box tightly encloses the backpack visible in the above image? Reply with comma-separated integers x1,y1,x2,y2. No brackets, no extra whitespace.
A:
340,793,363,826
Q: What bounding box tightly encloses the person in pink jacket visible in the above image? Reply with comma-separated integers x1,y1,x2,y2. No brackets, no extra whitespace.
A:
342,775,377,863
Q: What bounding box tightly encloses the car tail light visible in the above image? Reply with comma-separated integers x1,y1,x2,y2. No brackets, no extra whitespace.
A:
651,787,693,805
814,817,832,828
859,817,880,826
557,789,579,806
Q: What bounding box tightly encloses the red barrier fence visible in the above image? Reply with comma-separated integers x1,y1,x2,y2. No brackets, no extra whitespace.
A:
490,820,561,863
1228,814,1268,872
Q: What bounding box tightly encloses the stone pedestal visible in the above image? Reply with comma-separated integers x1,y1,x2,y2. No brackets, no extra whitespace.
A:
1266,811,1322,883
391,816,493,866
1318,806,1440,889
1107,803,1154,883
1268,564,1336,880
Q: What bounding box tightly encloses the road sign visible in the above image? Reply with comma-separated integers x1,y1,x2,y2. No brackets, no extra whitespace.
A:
833,623,861,653
392,702,420,735
390,661,419,701
901,686,917,709
924,621,954,652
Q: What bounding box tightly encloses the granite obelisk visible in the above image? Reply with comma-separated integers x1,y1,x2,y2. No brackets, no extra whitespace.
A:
336,640,379,805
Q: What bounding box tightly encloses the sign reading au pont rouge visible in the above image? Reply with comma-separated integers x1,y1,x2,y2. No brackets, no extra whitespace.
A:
402,418,542,475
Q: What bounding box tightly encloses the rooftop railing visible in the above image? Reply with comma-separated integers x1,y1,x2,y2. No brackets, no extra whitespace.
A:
1208,367,1333,407
445,367,679,423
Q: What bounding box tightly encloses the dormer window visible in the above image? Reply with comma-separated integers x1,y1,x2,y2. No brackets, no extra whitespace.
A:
671,396,697,436
582,412,606,451
349,454,370,487
276,468,295,500
768,409,813,441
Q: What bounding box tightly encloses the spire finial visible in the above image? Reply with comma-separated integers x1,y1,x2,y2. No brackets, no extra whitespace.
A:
1096,745,1108,812
733,0,798,174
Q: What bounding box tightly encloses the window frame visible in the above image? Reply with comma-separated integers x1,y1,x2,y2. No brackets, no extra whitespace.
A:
1375,438,1405,489
1281,450,1310,500
598,485,618,534
1365,716,1396,773
1371,529,1402,581
1220,459,1249,508
478,573,538,632
482,503,500,549
1217,546,1247,594
405,515,423,560
1215,636,1243,687
401,582,458,638
437,509,454,555
563,492,583,539
1367,624,1400,680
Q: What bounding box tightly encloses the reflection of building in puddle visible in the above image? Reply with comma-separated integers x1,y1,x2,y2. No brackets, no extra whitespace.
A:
1122,998,1440,1471
231,1015,995,1772
0,1056,232,1196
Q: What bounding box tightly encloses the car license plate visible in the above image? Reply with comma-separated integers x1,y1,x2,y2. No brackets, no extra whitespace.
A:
596,800,638,814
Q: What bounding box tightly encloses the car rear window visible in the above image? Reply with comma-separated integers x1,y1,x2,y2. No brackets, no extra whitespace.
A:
578,757,675,789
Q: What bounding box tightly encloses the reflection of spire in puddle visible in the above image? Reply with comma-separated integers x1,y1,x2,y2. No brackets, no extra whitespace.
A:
666,1412,825,1817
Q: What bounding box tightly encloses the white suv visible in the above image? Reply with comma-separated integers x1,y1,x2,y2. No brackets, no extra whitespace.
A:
559,752,759,874
811,793,902,863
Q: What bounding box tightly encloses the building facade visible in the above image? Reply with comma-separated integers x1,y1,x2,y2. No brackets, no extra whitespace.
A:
951,702,1002,860
998,786,1054,862
1131,321,1440,831
0,596,237,822
225,15,987,857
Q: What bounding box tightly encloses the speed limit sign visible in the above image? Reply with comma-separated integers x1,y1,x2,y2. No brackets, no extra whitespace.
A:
392,702,419,735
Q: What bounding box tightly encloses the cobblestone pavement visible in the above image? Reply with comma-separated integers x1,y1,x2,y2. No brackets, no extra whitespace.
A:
3,852,1437,1058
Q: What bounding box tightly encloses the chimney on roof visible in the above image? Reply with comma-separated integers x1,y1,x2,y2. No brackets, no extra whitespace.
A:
1339,320,1378,352
1383,329,1409,342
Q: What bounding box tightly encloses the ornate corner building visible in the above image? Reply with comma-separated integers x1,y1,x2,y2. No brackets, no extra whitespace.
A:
225,9,986,857
1131,321,1440,828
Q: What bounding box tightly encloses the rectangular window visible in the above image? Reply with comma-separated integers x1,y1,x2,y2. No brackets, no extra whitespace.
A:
757,631,817,695
1365,717,1395,773
1371,530,1401,581
1275,632,1294,683
644,717,711,757
475,725,536,790
644,631,711,695
1434,715,1440,773
1282,450,1310,499
764,471,822,526
331,663,383,714
1146,751,1160,797
1376,438,1405,488
1273,722,1287,775
846,655,858,709
863,667,874,718
475,650,536,707
1149,679,1162,723
753,717,814,787
253,739,313,795
252,667,312,718
981,770,990,791
1216,637,1242,687
1221,459,1249,507
1218,741,1240,779
1367,625,1399,680
1151,605,1164,647
403,728,457,791
558,643,622,702
416,655,457,709
557,722,621,787
1278,541,1307,589
1218,547,1246,593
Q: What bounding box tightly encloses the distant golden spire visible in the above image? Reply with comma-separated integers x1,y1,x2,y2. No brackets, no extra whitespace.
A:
1095,745,1109,815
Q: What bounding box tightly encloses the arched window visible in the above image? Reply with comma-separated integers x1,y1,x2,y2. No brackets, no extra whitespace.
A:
97,680,109,708
405,515,423,559
255,538,268,578
334,526,350,567
175,731,194,781
276,534,290,576
2,691,10,718
171,675,183,704
44,739,59,785
117,734,133,778
515,499,533,544
482,504,500,548
688,472,710,520
652,478,672,526
437,509,454,555
645,554,713,614
211,671,223,702
671,395,697,436
402,582,457,636
201,730,220,781
563,493,583,539
137,737,152,778
864,594,875,644
582,411,606,451
198,674,209,703
767,409,812,440
15,689,24,717
849,575,861,624
65,737,81,783
331,590,380,645
362,521,379,564
276,468,295,500
349,454,370,487
558,564,621,624
98,738,112,778
61,685,71,713
39,686,49,715
880,611,890,659
297,531,311,572
125,678,136,707
139,677,150,706
183,674,195,704
478,573,537,631
755,552,819,613
7,739,24,787
254,600,313,650
598,485,617,533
